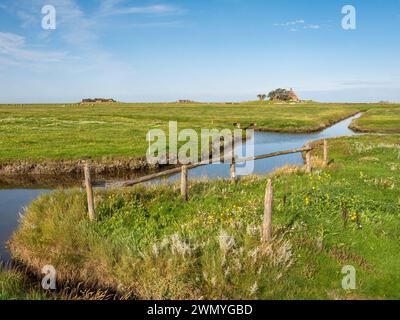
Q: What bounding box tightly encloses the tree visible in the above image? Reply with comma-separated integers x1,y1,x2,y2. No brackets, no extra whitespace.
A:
268,88,299,102
257,94,267,101
268,88,289,101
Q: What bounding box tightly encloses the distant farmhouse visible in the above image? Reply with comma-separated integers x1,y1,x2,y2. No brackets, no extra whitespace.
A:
258,88,300,103
268,88,300,102
177,99,195,104
81,98,117,104
286,88,300,102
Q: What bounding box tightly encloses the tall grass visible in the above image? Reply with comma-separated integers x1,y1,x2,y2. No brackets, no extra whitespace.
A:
0,264,45,300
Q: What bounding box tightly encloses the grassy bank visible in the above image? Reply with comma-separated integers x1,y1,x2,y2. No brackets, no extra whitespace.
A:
0,102,374,165
10,134,400,299
350,107,400,133
0,269,120,300
0,269,45,300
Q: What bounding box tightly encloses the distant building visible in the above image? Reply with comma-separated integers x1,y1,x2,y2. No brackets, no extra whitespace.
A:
267,88,300,102
287,88,300,102
177,100,195,104
81,98,116,103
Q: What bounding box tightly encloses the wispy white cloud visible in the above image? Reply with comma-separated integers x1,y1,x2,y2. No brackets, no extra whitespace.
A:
98,0,124,13
0,32,66,64
97,0,184,17
273,20,305,27
338,80,392,88
0,32,25,50
23,0,96,45
128,20,184,28
10,0,185,44
0,0,186,92
304,24,321,30
274,19,321,31
112,4,183,15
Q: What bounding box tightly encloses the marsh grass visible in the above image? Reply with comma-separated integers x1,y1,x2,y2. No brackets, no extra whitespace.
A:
0,263,47,300
350,107,400,133
9,135,400,300
0,102,380,163
0,262,129,300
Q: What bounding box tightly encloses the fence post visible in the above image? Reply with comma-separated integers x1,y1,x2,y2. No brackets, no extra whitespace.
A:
230,157,236,182
306,144,312,173
262,179,274,243
323,139,328,166
84,161,96,221
181,165,188,201
229,132,237,182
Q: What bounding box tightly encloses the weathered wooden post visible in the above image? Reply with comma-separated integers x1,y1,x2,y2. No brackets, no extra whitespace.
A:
230,158,236,182
229,132,237,182
181,165,188,201
262,179,274,243
323,139,328,166
84,161,96,221
306,144,312,173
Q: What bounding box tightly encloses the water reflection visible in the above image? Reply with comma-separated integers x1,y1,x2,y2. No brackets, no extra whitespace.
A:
0,189,48,261
163,113,361,181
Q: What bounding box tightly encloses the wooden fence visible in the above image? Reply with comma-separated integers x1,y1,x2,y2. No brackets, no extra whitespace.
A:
121,145,313,187
83,140,330,242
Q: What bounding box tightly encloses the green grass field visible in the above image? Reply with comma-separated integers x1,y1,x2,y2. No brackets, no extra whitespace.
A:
0,102,381,163
10,134,400,299
2,103,400,299
350,108,400,133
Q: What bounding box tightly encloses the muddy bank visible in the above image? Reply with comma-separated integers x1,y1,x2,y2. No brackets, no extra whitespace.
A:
0,171,160,189
348,122,400,134
348,122,373,133
0,174,79,189
0,157,161,178
0,140,236,182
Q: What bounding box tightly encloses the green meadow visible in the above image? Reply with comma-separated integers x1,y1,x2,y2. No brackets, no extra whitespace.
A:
0,102,387,162
350,108,400,133
2,103,400,299
9,134,400,300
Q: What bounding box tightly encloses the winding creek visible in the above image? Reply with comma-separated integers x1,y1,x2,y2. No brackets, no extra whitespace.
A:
0,113,362,262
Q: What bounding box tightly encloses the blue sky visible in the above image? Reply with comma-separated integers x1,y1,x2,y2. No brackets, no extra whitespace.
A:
0,0,400,103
